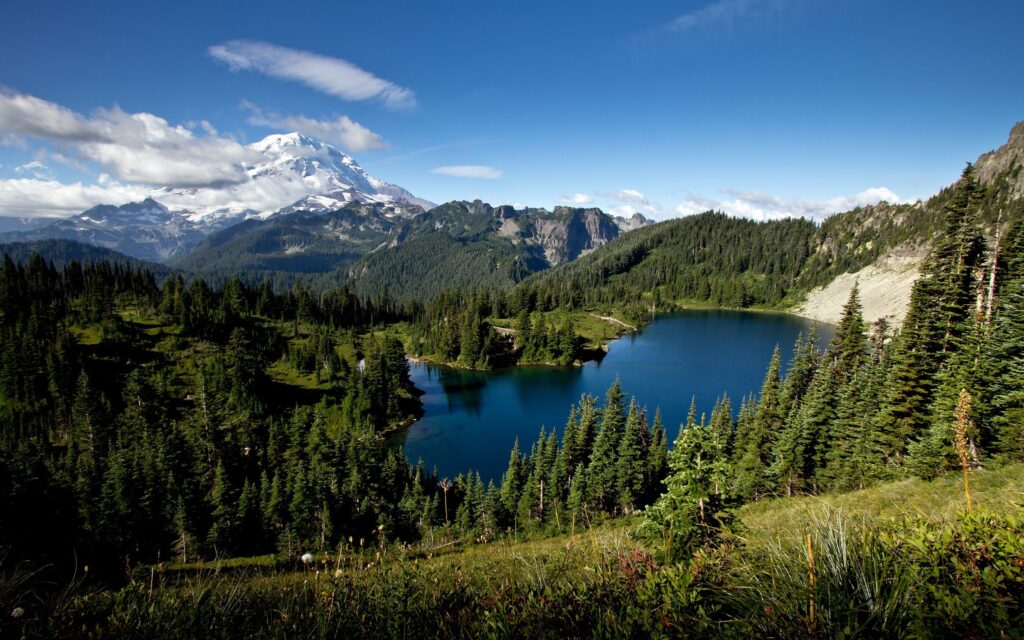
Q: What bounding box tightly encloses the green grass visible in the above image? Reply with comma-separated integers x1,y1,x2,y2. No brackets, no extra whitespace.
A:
8,470,1024,638
69,323,103,345
736,462,1024,549
265,360,332,390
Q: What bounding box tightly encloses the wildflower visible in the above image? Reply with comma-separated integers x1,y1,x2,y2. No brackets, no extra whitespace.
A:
301,552,314,565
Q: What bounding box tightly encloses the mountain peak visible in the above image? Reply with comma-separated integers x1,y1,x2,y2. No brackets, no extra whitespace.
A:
249,132,336,156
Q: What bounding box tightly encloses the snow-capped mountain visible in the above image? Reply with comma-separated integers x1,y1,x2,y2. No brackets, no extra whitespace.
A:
154,132,434,231
1,133,435,260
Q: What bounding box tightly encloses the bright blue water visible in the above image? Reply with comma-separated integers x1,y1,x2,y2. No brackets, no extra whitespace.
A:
400,310,832,482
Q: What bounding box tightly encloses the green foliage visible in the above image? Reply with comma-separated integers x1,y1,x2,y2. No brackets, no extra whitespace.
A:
639,415,732,561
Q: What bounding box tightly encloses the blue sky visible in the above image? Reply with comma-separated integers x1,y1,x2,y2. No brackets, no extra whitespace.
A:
1,0,1022,219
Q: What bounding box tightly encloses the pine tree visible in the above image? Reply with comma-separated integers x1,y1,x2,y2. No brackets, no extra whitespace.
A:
733,346,782,501
587,379,626,512
497,438,526,529
640,420,730,561
615,398,648,513
708,395,734,455
829,284,867,384
645,408,669,503
208,461,236,553
985,278,1024,458
567,463,588,528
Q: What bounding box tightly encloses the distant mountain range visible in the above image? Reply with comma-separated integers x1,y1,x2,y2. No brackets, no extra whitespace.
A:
0,132,434,261
171,199,651,299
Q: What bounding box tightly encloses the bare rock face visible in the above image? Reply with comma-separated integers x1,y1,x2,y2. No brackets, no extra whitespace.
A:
406,200,650,268
975,120,1024,197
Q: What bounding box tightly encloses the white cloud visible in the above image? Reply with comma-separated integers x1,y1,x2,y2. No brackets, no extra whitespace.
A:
431,165,503,179
666,0,792,33
674,187,910,221
0,177,149,217
209,40,416,111
242,102,386,153
607,204,662,218
558,193,593,205
610,188,649,203
0,91,102,142
674,194,720,216
0,90,260,188
605,189,661,217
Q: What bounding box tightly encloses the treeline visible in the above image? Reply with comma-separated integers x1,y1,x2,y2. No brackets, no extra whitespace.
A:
0,258,440,578
431,379,670,542
403,289,587,368
797,161,1023,290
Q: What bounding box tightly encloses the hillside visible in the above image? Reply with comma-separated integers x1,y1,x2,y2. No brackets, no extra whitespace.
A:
348,201,643,300
170,203,408,275
0,238,174,276
794,122,1024,323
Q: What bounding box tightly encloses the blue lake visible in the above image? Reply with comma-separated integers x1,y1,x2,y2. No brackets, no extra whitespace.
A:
400,310,832,482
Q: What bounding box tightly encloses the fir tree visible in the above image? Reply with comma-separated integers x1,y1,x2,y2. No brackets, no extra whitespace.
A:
615,398,648,513
733,345,782,501
639,420,731,561
587,379,626,513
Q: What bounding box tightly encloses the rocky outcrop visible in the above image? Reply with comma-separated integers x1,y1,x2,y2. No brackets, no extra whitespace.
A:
975,120,1024,195
534,208,622,265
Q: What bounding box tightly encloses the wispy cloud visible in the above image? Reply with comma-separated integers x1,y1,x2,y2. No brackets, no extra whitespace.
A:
242,101,386,153
674,186,911,220
610,188,649,203
209,40,416,111
14,160,54,180
431,165,503,179
0,90,259,188
666,0,793,33
558,193,593,205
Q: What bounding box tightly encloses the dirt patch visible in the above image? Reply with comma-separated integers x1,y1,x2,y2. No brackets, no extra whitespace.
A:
795,250,924,326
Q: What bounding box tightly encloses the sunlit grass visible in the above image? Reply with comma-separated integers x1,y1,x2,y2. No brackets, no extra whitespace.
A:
736,462,1024,549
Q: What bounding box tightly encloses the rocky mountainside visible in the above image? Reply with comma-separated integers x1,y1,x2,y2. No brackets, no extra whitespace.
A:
171,203,408,275
172,199,651,297
518,119,1024,325
343,202,649,300
389,201,648,265
975,120,1024,198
